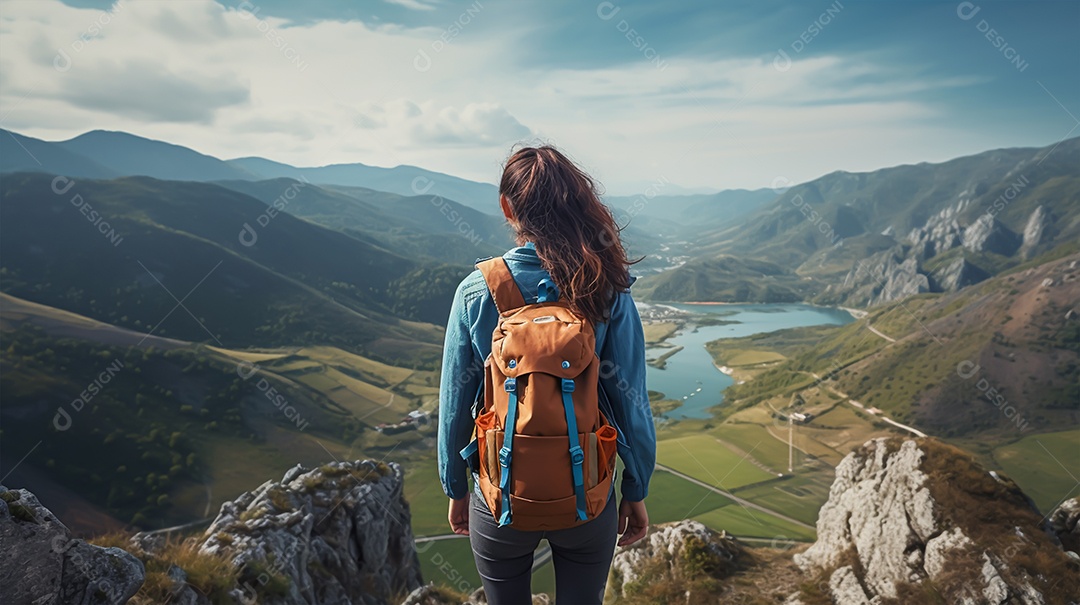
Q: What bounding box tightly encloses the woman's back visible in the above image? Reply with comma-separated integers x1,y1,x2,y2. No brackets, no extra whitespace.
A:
437,145,656,604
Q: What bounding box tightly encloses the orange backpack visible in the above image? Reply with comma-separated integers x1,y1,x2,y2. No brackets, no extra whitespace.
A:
460,257,618,531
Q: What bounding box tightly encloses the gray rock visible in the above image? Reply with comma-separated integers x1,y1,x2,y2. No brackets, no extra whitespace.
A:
795,439,935,598
1019,205,1052,259
201,460,422,605
930,257,990,292
792,439,1068,604
164,565,207,605
0,485,144,604
962,214,1021,255
923,527,973,579
979,553,1011,604
907,199,968,258
1047,497,1080,555
828,565,874,605
610,519,743,598
839,248,930,306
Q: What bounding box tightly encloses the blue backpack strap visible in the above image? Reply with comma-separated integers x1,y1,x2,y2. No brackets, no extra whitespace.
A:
561,378,588,521
459,438,478,461
537,278,559,303
497,377,519,526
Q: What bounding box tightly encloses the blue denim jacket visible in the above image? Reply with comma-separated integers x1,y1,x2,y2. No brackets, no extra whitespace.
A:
437,243,656,503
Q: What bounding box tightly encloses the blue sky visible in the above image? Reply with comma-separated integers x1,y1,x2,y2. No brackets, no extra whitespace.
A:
1,0,1076,193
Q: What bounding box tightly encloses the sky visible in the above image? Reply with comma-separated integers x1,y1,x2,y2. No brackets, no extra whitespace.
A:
0,0,1076,195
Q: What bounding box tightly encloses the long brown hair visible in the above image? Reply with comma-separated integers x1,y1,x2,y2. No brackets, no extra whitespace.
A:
499,145,637,323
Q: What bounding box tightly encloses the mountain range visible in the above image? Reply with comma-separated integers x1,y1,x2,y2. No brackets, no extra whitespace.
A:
640,137,1080,305
0,129,499,213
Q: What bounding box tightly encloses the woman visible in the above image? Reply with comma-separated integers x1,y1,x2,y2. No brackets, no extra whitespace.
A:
437,145,656,604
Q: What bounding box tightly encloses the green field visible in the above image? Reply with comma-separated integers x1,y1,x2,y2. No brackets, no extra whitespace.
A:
405,461,453,537
646,469,734,523
717,349,787,367
693,503,815,541
643,321,680,345
656,434,776,489
417,538,482,596
710,423,792,473
417,536,557,597
993,429,1080,513
727,473,832,526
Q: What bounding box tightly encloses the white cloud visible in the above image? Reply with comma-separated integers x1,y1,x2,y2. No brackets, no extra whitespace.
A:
0,0,1003,191
355,100,532,146
383,0,440,11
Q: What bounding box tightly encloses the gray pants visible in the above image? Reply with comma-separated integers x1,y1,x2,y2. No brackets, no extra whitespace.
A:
468,490,618,605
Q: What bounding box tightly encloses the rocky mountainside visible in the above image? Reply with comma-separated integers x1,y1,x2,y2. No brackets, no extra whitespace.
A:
639,137,1080,306
791,437,1078,604
1,485,145,605
823,201,1053,307
1,460,422,605
5,442,1078,605
197,459,422,605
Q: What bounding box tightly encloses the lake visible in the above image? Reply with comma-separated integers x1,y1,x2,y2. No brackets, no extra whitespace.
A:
644,303,855,419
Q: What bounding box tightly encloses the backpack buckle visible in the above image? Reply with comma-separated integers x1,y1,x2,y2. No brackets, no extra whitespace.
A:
504,378,517,392
498,446,511,467
569,445,584,465
561,378,575,393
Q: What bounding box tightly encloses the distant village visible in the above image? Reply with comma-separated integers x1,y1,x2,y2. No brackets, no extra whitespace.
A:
376,409,435,434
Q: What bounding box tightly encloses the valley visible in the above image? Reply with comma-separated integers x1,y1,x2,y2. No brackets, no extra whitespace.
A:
1,128,1077,600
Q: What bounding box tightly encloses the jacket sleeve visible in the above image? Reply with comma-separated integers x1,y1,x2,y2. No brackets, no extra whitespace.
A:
598,290,656,501
437,278,483,500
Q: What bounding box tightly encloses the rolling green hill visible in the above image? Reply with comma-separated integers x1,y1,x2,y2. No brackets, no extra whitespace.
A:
0,128,503,214
633,255,814,302
0,292,443,530
214,178,511,265
226,156,501,214
0,172,454,367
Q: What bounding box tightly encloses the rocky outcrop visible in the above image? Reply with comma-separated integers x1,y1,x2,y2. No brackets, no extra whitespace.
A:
1020,205,1052,259
908,199,968,259
1048,497,1080,557
400,584,550,605
962,214,1021,255
838,248,930,306
0,485,145,605
792,438,1080,604
200,460,422,605
609,520,745,599
930,257,991,292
